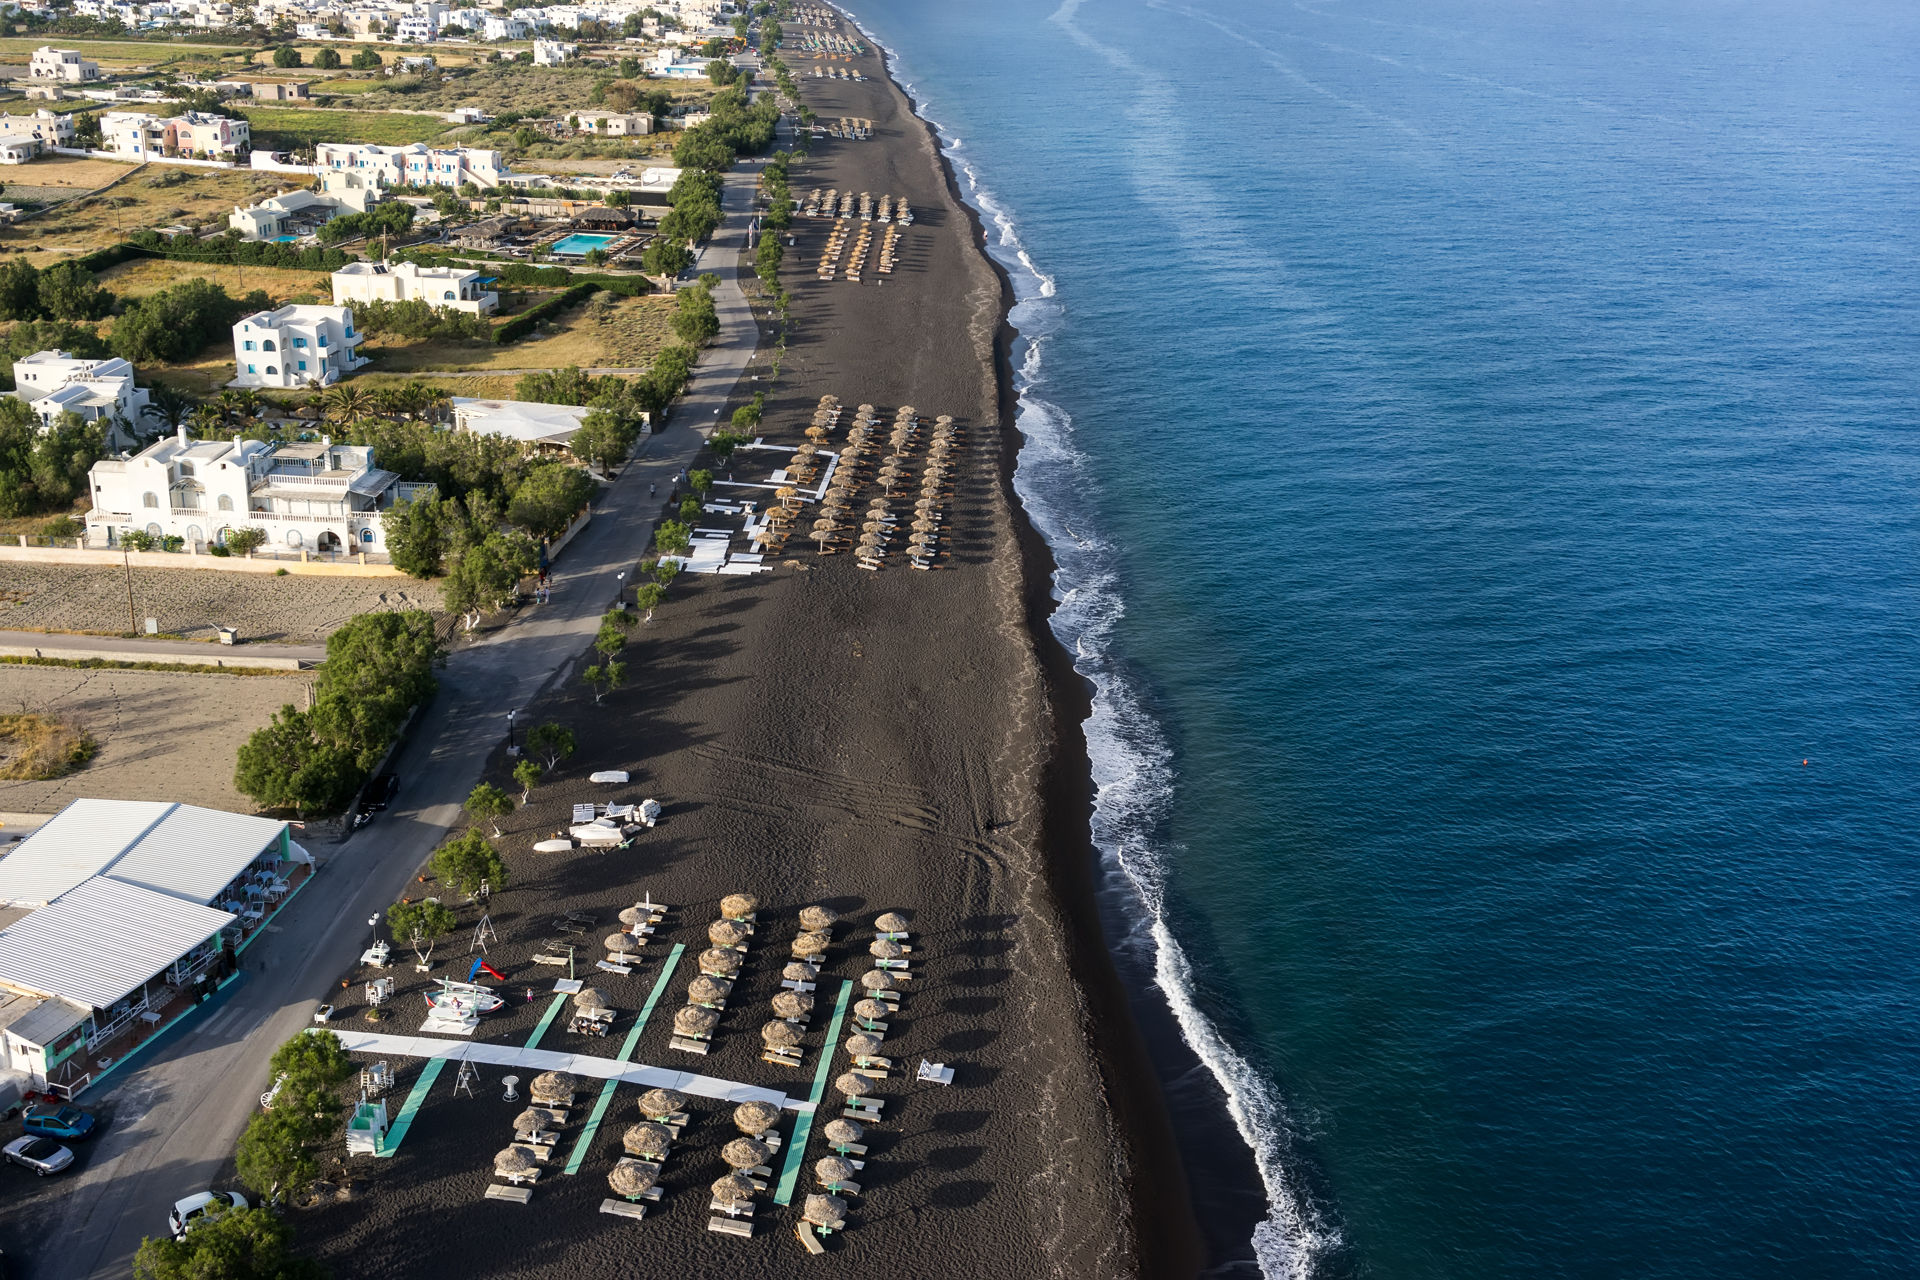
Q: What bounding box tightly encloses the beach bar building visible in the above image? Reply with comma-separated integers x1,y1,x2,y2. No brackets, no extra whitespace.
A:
0,800,312,1098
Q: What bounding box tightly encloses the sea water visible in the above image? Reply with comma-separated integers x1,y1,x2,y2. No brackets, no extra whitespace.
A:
846,1,1920,1275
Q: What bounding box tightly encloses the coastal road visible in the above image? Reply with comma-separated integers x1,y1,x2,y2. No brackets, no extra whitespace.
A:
22,164,766,1280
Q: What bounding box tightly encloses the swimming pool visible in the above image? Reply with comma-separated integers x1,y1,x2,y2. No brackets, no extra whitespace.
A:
549,232,619,256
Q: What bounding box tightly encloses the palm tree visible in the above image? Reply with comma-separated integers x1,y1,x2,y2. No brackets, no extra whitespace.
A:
188,404,223,439
325,384,365,427
364,385,399,420
215,389,244,424
423,385,454,424
146,384,195,438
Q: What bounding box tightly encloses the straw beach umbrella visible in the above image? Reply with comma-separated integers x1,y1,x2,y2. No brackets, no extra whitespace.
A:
792,930,829,957
834,1072,872,1099
699,947,742,976
513,1108,551,1137
530,1071,577,1102
638,1088,687,1119
844,1033,883,1060
874,912,910,934
720,893,760,920
772,990,813,1020
782,961,815,983
604,932,637,955
495,1146,534,1177
709,920,749,947
815,1156,856,1186
799,905,838,932
623,1122,672,1159
608,1161,656,1200
853,999,890,1022
722,1136,771,1169
822,1118,864,1148
761,1019,801,1048
712,1172,756,1206
802,1193,849,1228
674,1005,719,1036
618,905,652,928
859,969,896,993
687,974,729,1006
734,1100,781,1135
573,987,609,1009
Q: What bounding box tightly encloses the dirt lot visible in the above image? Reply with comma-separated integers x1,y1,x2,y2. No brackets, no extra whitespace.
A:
0,162,289,261
96,257,333,302
0,663,305,813
361,291,676,374
0,564,441,644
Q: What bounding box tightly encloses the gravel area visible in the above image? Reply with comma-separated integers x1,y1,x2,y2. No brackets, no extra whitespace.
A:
0,565,442,644
0,664,308,813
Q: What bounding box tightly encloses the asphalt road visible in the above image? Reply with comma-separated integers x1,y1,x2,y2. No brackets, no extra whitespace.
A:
14,166,764,1280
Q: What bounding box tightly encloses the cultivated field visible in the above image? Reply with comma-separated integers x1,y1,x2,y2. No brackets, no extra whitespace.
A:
0,35,247,69
239,105,457,150
0,563,441,644
0,663,303,814
361,290,676,374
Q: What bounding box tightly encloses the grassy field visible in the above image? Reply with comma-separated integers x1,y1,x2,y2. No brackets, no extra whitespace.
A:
240,43,493,72
0,35,247,68
97,257,333,302
360,291,676,373
239,105,457,150
0,163,289,260
0,713,97,781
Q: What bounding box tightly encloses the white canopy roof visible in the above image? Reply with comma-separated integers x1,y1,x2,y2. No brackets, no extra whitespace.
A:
0,799,170,907
0,800,286,909
0,877,234,1009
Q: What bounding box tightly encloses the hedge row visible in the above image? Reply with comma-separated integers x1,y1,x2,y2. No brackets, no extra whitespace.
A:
493,282,598,344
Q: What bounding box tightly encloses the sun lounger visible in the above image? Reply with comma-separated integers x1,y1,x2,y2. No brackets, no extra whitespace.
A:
762,1047,804,1068
830,1145,868,1160
796,1220,827,1254
850,1065,889,1080
855,1018,889,1036
572,804,597,824
596,960,634,976
600,1199,647,1220
822,1179,863,1196
485,1184,533,1203
845,1097,884,1115
553,978,583,994
513,1140,555,1162
671,1035,711,1056
917,1059,956,1086
588,771,629,784
708,1216,755,1238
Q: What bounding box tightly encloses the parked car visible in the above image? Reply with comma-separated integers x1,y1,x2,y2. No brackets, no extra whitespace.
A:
365,774,400,811
170,1190,248,1240
3,1135,73,1177
21,1104,96,1141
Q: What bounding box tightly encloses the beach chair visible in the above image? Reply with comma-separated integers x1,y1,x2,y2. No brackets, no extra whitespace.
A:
600,1199,647,1220
708,1216,754,1238
796,1220,826,1254
671,1034,712,1056
916,1060,956,1086
485,1184,533,1203
762,1045,804,1069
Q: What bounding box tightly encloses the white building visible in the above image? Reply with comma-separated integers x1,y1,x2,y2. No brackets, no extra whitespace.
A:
571,110,652,137
314,141,509,190
84,430,432,555
394,14,436,41
331,260,499,315
227,180,374,239
482,14,529,39
99,111,165,160
452,396,606,453
28,47,99,83
10,351,151,450
231,303,366,389
0,799,308,1096
532,37,577,65
0,109,75,148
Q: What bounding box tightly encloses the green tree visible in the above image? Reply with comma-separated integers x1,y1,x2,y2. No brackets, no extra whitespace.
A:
233,706,364,817
430,827,508,896
225,526,269,557
312,46,341,69
512,757,543,803
381,492,454,578
37,261,111,322
268,1029,354,1092
567,408,636,476
352,47,382,70
707,431,746,467
310,610,442,768
525,721,575,772
641,238,692,278
632,581,665,620
671,284,719,346
272,44,302,67
0,256,40,320
464,782,513,837
654,519,691,555
235,1107,326,1200
442,529,537,629
707,58,737,86
688,468,713,501
387,897,458,946
507,462,598,540
133,1205,325,1280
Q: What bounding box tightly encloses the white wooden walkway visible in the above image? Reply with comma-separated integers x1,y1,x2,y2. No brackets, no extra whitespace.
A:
331,1031,799,1110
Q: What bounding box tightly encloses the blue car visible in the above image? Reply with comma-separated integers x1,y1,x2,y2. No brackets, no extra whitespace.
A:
21,1105,96,1141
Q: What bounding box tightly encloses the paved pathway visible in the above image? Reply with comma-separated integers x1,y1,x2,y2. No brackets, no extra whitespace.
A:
0,628,323,669
31,163,767,1280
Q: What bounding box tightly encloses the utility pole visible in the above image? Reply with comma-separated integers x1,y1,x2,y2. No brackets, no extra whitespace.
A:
122,542,136,635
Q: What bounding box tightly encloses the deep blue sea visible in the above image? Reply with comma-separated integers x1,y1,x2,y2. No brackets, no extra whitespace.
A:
844,1,1920,1275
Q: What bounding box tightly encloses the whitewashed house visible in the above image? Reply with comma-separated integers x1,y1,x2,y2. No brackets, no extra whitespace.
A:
231,304,366,389
28,47,99,83
314,141,508,190
83,430,432,554
0,109,76,148
533,38,577,65
10,351,151,450
331,260,498,314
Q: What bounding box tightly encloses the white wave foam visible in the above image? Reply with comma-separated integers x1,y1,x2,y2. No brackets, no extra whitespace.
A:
845,5,1334,1274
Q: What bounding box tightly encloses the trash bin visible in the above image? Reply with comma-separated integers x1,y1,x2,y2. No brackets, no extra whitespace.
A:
217,627,238,645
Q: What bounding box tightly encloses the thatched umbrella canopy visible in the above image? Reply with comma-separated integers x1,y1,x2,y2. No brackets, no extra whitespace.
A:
897,405,917,418
857,534,885,552
708,920,749,947
699,947,743,976
908,533,938,550
914,497,940,512
623,1122,672,1158
722,1136,771,1169
495,1146,535,1175
720,893,760,920
530,1071,577,1101
816,1156,856,1185
712,1172,757,1206
638,1088,687,1118
734,1100,781,1135
822,1118,865,1146
687,974,729,1006
573,986,609,1009
782,961,816,983
870,938,905,959
799,905,838,932
860,969,896,993
857,404,875,414
761,1019,801,1048
608,1161,656,1199
844,1033,883,1059
853,999,891,1022
935,413,953,424
771,990,813,1019
606,932,639,955
834,1071,872,1099
513,1108,552,1136
802,1192,849,1228
805,426,830,443
874,912,910,934
674,1005,719,1036
792,931,830,956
